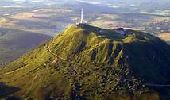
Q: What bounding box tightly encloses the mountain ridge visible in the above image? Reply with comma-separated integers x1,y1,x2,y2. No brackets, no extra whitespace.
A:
0,24,170,100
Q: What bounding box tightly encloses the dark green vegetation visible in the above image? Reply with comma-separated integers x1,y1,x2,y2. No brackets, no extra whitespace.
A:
0,24,170,100
0,28,51,66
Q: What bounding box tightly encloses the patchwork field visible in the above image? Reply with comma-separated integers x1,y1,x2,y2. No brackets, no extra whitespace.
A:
158,32,170,44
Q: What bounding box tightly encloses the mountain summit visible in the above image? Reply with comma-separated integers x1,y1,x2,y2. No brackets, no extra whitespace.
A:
0,24,170,100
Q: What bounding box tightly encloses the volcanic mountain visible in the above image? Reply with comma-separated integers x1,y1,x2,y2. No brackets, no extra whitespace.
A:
0,24,170,100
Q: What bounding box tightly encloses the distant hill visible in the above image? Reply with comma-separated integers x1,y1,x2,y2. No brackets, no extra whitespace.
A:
0,28,51,66
0,24,170,100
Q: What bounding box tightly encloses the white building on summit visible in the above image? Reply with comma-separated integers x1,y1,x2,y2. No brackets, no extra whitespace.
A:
115,28,127,36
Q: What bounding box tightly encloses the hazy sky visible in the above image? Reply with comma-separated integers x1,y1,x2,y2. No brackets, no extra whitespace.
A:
4,0,170,5
27,0,168,1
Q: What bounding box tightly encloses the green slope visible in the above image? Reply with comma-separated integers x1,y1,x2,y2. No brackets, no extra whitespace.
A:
0,24,170,100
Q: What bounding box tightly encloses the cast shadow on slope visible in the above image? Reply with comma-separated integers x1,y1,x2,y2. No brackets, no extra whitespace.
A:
0,82,21,100
124,39,170,100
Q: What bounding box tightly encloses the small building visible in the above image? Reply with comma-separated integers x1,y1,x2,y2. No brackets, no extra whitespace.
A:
115,28,127,36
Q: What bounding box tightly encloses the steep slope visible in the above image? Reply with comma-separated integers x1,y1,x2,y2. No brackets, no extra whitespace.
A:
0,28,51,66
0,24,170,100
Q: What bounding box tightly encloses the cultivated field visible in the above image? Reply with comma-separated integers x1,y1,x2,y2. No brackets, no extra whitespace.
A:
158,32,170,44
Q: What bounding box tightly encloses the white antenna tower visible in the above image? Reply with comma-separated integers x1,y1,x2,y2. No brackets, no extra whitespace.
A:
80,8,84,23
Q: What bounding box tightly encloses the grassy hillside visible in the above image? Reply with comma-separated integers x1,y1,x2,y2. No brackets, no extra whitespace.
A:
0,28,51,66
0,24,170,100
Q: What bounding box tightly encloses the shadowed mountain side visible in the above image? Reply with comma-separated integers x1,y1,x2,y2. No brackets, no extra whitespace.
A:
124,39,170,84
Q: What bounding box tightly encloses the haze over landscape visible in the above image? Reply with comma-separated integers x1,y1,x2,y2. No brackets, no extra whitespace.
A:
0,0,170,100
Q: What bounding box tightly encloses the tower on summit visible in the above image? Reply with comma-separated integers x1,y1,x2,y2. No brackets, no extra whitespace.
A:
76,8,86,25
76,8,87,25
80,8,84,24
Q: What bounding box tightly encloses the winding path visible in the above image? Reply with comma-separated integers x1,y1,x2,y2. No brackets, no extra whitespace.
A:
45,42,66,61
